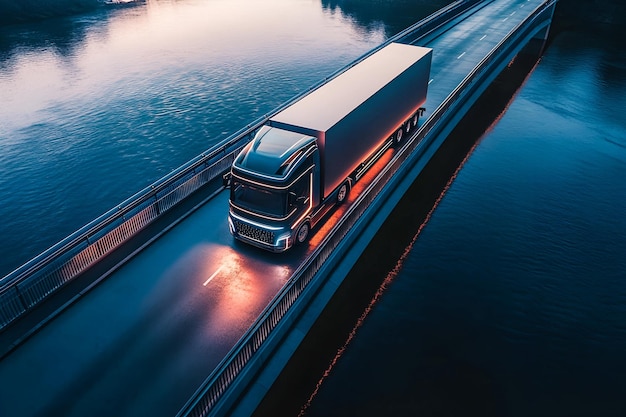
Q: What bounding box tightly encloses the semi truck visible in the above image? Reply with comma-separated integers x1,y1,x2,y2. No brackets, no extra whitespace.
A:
226,42,432,252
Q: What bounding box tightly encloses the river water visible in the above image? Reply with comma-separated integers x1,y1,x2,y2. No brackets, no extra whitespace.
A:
1,0,625,416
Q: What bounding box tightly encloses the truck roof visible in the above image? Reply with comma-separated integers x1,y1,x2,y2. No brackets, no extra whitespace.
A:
234,126,316,178
270,42,432,133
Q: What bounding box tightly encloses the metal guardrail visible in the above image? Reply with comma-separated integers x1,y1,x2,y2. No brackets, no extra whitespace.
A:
0,0,476,331
176,1,558,416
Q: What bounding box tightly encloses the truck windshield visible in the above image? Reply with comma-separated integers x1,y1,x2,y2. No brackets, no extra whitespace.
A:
231,180,287,218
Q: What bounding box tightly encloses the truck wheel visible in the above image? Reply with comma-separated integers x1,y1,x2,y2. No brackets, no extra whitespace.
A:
395,128,403,144
296,222,310,245
337,182,350,205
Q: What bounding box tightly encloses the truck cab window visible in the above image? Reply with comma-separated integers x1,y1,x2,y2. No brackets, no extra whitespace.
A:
288,173,311,210
232,180,287,218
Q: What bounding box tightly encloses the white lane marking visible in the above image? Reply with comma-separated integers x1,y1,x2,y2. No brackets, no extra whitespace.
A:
503,17,509,22
457,52,466,59
428,79,434,84
510,11,516,16
480,35,487,41
203,266,223,286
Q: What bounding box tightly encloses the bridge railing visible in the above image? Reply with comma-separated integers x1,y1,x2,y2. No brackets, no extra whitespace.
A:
176,1,558,416
0,0,477,332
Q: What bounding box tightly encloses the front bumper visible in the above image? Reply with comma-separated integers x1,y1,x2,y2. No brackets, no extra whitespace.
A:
228,212,293,252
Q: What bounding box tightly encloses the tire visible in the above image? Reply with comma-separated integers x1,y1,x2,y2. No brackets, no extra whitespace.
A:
337,181,350,205
395,128,403,144
296,222,310,245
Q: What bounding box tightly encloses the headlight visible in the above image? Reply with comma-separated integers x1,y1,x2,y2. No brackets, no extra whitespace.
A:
276,233,291,249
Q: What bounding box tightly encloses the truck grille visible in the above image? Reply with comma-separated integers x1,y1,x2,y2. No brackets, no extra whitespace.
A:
234,220,275,245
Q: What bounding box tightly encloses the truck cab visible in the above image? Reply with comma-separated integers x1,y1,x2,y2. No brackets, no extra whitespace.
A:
228,125,321,251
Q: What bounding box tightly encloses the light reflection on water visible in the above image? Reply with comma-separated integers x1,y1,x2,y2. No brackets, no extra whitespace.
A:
0,0,386,276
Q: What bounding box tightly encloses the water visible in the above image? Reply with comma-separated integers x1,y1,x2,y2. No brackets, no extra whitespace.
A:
2,0,452,278
293,14,626,417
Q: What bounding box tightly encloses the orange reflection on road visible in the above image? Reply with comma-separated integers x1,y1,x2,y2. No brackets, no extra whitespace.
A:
201,245,291,337
308,146,397,248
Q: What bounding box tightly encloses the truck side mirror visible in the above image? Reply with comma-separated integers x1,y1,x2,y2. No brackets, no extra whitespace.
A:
222,172,232,188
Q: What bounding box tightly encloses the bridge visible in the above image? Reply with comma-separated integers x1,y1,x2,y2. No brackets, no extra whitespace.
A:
0,0,557,416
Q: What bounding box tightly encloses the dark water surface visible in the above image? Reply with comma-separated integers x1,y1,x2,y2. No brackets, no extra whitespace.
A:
294,14,626,417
